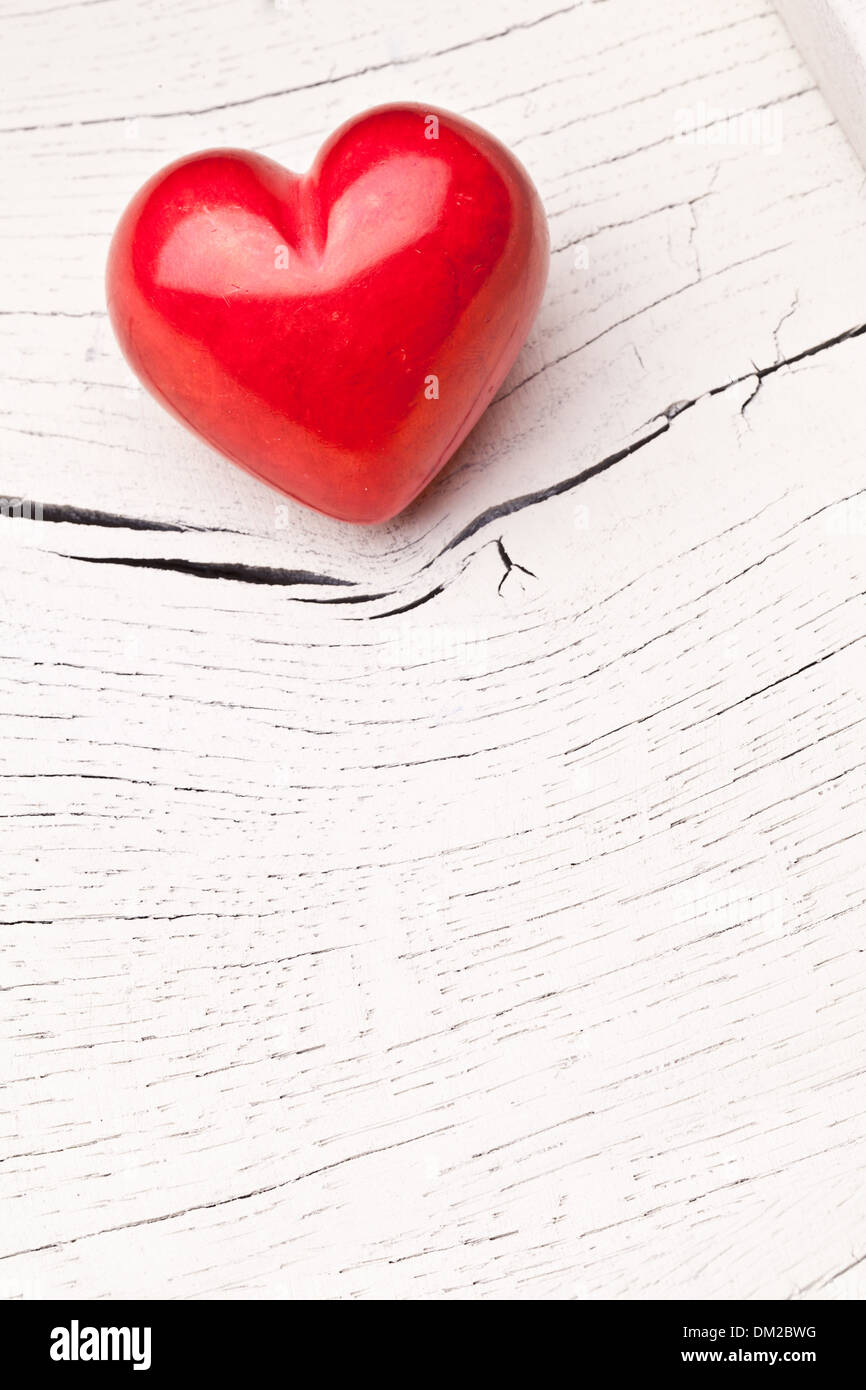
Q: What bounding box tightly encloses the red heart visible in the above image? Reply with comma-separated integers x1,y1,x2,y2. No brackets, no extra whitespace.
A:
106,104,549,524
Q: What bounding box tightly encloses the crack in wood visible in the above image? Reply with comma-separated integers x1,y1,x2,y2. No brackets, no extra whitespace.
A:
0,3,580,135
62,553,357,588
5,316,866,614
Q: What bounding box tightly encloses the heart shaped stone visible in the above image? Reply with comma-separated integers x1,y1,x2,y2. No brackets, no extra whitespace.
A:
106,104,549,523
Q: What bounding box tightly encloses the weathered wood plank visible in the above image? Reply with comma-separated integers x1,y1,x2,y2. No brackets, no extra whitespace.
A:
1,0,865,1299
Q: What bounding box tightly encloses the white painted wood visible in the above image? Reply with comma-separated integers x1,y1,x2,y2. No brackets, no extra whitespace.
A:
776,0,866,171
1,0,865,1300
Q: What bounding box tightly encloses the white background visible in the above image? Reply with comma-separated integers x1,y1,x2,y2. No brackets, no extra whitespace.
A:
1,0,865,1299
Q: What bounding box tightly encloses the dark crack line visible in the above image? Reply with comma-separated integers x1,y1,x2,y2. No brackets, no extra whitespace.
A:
496,537,537,595
435,316,866,561
63,554,355,588
0,497,340,544
368,584,445,619
437,421,671,555
0,5,579,135
10,315,866,609
12,501,194,533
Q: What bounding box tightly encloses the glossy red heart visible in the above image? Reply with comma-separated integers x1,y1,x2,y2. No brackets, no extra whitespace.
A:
106,104,549,524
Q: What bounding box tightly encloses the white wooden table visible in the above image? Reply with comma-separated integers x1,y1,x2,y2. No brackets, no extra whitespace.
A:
2,0,865,1301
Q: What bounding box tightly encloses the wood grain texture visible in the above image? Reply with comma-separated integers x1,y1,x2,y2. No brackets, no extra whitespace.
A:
1,0,865,1300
